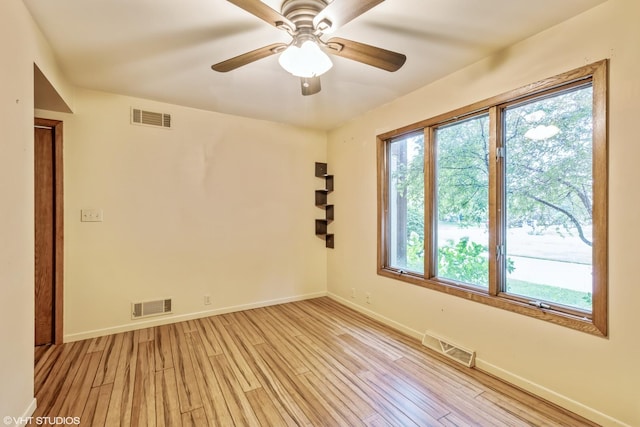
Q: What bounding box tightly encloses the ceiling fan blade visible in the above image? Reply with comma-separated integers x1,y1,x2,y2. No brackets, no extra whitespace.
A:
326,37,406,72
212,43,287,72
301,77,321,96
313,0,384,32
226,0,295,32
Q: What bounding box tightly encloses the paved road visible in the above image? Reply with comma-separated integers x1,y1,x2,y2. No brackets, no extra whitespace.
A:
438,224,593,293
507,256,592,293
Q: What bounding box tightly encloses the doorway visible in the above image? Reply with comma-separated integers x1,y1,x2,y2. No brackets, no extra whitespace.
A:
34,118,63,346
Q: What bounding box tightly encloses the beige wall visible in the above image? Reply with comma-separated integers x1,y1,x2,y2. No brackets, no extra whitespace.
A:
0,0,73,421
38,89,328,340
327,1,639,426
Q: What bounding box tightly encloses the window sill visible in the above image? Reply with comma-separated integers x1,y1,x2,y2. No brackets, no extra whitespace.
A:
377,267,606,337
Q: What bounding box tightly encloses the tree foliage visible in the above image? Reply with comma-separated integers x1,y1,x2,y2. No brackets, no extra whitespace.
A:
505,86,593,245
390,84,594,284
438,237,488,286
436,115,489,227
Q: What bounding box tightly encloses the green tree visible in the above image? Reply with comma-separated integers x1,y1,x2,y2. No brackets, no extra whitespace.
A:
505,86,593,245
392,85,593,286
389,133,424,271
435,116,490,286
438,237,515,286
438,237,488,285
431,86,594,246
436,116,490,227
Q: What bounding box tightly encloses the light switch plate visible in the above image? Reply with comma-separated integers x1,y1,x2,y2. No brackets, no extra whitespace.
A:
81,208,103,222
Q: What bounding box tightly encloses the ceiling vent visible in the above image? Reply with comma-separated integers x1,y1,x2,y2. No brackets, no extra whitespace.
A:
422,330,476,368
131,108,171,129
131,298,172,319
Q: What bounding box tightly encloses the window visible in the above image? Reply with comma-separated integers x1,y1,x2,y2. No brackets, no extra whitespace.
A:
435,114,490,289
387,131,424,274
378,61,608,335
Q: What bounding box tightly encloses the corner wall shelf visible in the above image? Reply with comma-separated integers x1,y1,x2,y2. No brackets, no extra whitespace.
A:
315,162,334,248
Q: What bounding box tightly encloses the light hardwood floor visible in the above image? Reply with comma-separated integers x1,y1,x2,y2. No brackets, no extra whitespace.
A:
33,297,597,426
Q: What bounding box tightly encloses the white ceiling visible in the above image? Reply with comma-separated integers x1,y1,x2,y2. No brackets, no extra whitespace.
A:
24,0,606,130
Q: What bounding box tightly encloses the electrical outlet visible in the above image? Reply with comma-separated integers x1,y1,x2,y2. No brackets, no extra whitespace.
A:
204,295,211,305
351,288,356,299
365,293,371,305
81,208,103,222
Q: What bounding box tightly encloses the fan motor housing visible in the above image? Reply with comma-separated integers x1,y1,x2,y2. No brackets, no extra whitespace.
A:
281,0,328,29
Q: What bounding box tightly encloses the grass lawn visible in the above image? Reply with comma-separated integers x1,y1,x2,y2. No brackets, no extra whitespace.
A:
506,279,592,311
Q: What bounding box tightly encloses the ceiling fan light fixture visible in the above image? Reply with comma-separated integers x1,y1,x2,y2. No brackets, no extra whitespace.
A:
278,40,333,78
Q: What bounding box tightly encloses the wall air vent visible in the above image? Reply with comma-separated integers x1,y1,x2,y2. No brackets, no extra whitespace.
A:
422,330,476,368
131,108,171,129
131,298,172,319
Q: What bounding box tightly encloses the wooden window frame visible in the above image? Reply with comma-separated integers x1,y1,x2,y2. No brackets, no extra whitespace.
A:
377,60,608,336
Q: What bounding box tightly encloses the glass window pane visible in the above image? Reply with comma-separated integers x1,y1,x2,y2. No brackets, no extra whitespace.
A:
388,133,425,274
504,85,593,311
435,115,490,288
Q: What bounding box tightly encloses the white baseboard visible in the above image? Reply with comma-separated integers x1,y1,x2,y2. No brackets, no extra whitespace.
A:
328,292,424,339
23,399,37,420
474,359,631,427
5,398,37,427
64,291,327,342
326,292,629,427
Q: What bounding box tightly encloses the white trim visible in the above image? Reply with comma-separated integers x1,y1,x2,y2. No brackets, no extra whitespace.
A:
5,398,38,427
326,292,630,427
474,359,632,427
328,293,424,339
23,399,37,419
63,291,327,342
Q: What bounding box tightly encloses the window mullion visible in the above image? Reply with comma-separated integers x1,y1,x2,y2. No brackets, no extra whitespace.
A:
488,106,501,296
424,127,435,278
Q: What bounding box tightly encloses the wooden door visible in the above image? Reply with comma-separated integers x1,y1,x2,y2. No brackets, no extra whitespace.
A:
34,119,63,346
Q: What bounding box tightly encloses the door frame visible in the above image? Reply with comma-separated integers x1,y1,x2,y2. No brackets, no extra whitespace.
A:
35,117,64,345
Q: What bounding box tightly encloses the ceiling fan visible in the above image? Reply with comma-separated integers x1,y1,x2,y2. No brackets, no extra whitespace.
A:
211,0,407,95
